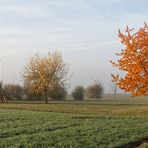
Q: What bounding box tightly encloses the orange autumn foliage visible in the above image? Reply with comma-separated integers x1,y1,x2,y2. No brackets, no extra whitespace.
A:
110,23,148,96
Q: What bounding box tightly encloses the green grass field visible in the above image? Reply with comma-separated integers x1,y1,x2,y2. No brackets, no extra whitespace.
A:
0,96,148,147
0,109,148,148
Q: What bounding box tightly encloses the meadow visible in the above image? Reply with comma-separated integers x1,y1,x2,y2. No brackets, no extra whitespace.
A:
1,96,148,116
0,96,148,147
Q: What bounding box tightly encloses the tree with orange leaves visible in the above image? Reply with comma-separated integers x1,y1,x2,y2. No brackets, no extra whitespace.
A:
110,23,148,96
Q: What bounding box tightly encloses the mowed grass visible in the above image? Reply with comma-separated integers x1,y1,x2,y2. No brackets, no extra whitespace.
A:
0,96,148,116
0,103,148,116
0,109,148,148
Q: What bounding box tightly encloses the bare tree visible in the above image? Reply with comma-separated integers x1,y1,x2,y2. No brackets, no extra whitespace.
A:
111,83,117,98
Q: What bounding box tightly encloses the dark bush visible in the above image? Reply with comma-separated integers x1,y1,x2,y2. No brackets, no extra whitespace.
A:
49,86,67,100
72,86,85,100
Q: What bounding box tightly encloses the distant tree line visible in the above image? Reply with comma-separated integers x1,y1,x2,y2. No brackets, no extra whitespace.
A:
0,81,104,101
72,83,104,100
0,82,67,101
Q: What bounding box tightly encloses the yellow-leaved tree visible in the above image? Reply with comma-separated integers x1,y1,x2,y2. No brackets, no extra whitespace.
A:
110,23,148,96
23,50,70,103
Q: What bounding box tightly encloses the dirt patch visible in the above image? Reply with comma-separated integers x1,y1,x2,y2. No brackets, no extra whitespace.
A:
122,137,148,148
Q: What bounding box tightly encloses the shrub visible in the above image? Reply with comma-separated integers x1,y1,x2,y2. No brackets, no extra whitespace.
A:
86,83,104,99
49,86,67,100
72,86,85,100
3,84,24,100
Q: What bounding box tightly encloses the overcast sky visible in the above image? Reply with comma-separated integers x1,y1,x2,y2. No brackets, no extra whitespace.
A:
0,0,147,93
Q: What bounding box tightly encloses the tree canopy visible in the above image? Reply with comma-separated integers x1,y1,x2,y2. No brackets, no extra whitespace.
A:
23,50,70,103
110,23,148,96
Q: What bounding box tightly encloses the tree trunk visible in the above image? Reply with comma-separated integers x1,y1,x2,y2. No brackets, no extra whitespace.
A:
114,85,117,98
45,91,48,104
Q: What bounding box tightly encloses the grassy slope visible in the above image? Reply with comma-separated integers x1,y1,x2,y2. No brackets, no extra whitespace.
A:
0,109,148,148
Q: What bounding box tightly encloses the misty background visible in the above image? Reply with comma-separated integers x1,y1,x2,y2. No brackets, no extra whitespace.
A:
0,0,147,93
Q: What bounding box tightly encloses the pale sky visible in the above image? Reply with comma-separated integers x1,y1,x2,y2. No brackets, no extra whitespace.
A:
0,0,147,93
